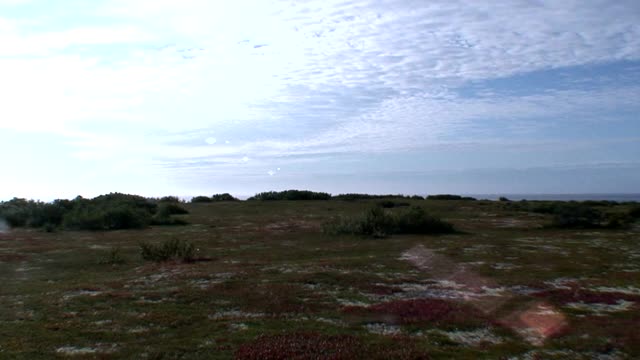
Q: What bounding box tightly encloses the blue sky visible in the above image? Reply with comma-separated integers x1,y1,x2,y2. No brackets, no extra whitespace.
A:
0,0,639,200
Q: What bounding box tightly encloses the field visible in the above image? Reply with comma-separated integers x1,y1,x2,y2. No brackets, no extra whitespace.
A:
1,199,639,359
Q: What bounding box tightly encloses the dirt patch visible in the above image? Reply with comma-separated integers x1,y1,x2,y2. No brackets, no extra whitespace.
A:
343,298,486,326
235,333,429,360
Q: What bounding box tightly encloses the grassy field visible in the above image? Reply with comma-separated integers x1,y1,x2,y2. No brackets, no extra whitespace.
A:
1,199,639,359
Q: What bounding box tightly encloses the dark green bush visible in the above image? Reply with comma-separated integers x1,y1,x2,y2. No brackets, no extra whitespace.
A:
211,193,239,201
157,203,189,216
377,200,410,208
550,203,603,228
426,194,476,201
248,190,331,201
331,194,415,201
323,206,454,237
98,247,126,265
191,196,212,203
139,239,195,262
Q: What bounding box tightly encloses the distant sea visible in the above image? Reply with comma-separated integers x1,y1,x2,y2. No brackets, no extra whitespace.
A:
464,194,640,202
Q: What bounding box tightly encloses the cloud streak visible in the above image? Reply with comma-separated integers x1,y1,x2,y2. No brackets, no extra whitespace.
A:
0,0,638,196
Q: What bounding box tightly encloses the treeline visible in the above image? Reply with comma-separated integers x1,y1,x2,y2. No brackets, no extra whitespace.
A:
248,190,332,201
245,190,479,201
0,193,189,231
191,193,239,203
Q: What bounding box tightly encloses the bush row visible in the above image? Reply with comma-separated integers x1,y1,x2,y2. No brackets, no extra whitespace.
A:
323,206,455,238
0,193,189,231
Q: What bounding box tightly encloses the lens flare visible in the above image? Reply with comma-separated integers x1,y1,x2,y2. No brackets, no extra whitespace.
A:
0,218,9,234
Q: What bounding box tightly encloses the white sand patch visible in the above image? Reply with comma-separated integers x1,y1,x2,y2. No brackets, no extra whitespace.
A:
56,347,98,356
595,286,640,295
364,323,402,336
544,277,582,290
441,328,503,346
15,266,41,272
208,310,265,320
315,317,346,327
336,298,370,307
127,326,149,334
62,290,103,300
492,263,520,270
565,300,636,314
55,344,117,356
229,323,249,331
88,244,109,250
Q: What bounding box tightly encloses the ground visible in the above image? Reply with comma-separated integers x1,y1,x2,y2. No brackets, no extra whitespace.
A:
1,200,639,359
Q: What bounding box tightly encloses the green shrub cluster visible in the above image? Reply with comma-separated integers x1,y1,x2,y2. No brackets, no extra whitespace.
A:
248,190,331,201
426,194,476,201
323,206,454,237
98,247,126,265
377,200,410,208
139,238,195,262
211,193,239,201
332,193,423,201
0,193,188,231
505,200,639,229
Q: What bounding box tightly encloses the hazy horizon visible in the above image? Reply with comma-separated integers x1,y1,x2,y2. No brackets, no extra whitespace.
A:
1,0,639,199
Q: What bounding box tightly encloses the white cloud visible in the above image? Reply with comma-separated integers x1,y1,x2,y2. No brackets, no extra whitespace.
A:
0,0,639,196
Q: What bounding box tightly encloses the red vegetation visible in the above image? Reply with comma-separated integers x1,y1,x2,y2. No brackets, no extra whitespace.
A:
235,333,429,360
532,288,640,305
342,298,485,325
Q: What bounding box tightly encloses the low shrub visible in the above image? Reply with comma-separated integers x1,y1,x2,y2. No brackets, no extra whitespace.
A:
98,247,126,265
159,196,181,202
139,238,195,262
191,196,212,203
248,190,331,201
426,194,476,201
377,200,410,208
211,193,239,201
157,203,189,216
550,203,604,228
331,193,418,201
323,206,454,237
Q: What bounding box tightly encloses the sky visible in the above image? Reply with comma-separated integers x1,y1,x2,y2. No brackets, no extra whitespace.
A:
0,0,639,200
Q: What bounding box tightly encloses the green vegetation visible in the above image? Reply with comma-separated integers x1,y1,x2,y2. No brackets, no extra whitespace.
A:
426,194,477,201
248,190,331,201
211,193,240,201
1,192,639,358
0,193,188,231
98,247,127,265
190,195,213,203
332,193,423,201
139,238,196,262
323,206,455,237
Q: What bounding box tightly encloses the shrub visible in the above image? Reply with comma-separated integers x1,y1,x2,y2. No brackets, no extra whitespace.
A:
426,194,476,201
498,196,510,202
377,200,410,208
550,203,603,228
191,196,212,203
331,193,415,201
211,193,239,201
98,247,126,265
323,206,454,237
157,203,189,216
159,196,182,203
139,238,195,262
248,190,331,201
